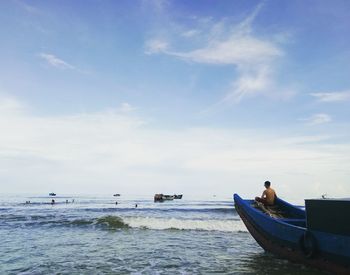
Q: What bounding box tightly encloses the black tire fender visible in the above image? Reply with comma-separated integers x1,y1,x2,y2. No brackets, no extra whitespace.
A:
299,230,318,258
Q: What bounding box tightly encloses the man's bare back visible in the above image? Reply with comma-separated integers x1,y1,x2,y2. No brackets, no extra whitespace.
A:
255,181,277,206
262,187,276,205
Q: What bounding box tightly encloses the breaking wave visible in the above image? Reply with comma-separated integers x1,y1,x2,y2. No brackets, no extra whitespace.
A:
122,216,247,232
0,214,246,232
95,216,130,229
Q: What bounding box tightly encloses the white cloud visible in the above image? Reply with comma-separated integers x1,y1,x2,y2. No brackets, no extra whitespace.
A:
169,36,281,65
145,39,169,55
152,4,281,66
310,91,350,102
224,66,272,102
119,102,136,113
39,53,75,70
300,113,332,125
0,96,349,199
145,4,289,103
0,96,24,115
181,29,200,38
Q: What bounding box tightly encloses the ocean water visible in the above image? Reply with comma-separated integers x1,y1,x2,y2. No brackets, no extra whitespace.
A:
0,195,322,274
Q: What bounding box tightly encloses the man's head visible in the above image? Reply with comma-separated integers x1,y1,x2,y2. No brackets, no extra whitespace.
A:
264,181,271,188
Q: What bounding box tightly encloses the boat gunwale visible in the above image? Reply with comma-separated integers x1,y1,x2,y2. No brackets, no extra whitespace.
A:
234,195,306,230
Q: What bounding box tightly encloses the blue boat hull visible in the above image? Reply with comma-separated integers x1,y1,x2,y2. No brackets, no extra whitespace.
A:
234,194,350,274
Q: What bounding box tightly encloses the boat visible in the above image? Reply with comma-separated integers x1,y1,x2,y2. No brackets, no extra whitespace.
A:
49,193,56,196
174,194,183,199
113,194,121,197
233,194,350,274
154,194,175,202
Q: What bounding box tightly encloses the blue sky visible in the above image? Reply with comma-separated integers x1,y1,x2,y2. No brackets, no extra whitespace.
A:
0,0,349,199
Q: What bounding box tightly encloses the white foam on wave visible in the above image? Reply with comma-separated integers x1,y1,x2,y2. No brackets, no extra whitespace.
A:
122,217,247,232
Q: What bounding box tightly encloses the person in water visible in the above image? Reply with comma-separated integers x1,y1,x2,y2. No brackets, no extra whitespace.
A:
255,181,277,206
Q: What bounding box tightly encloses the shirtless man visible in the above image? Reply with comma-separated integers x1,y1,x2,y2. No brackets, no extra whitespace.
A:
255,181,277,206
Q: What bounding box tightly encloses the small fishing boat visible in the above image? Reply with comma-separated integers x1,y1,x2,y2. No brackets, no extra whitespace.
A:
174,194,183,199
113,194,121,197
154,194,175,202
49,192,56,196
234,194,350,274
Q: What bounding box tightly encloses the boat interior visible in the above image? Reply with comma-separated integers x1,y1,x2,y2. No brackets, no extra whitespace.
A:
250,198,306,228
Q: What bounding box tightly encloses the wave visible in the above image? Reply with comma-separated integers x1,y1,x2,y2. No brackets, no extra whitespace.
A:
95,216,130,229
82,207,237,215
0,214,247,232
122,216,247,232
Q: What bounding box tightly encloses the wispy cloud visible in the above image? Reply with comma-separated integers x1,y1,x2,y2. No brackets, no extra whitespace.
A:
15,0,42,14
167,35,281,65
39,53,90,74
39,53,75,70
300,113,332,125
144,40,168,55
224,65,272,102
145,3,290,103
181,29,200,38
146,4,280,65
310,90,350,102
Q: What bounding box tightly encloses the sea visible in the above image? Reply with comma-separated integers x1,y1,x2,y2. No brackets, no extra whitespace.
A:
0,194,323,274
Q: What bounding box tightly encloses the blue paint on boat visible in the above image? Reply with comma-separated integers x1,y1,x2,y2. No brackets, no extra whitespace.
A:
234,194,350,274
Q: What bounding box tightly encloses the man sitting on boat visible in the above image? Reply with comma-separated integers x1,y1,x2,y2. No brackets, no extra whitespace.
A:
255,181,277,206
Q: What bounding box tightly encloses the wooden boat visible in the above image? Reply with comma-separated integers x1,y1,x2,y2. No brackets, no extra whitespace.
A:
154,194,175,202
234,194,350,274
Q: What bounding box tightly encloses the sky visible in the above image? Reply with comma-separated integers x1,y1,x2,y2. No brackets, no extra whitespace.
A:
0,0,349,199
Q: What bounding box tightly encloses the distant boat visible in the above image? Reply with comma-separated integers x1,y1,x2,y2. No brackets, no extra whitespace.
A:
154,194,175,202
113,194,121,197
234,194,350,274
174,194,183,199
49,193,56,196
